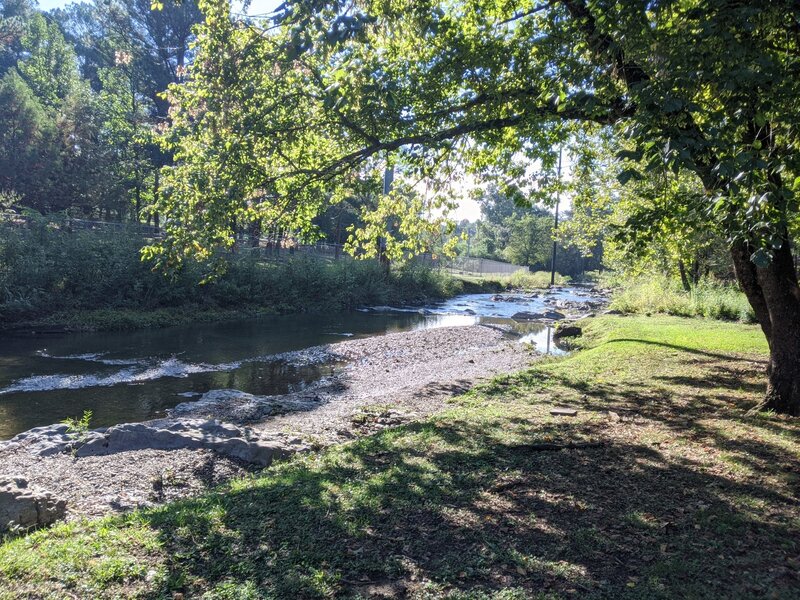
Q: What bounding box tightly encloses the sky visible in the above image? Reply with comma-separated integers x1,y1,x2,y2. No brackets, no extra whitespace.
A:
35,0,485,220
37,0,284,13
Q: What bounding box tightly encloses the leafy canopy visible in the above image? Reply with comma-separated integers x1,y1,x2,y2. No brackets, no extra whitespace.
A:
150,0,800,271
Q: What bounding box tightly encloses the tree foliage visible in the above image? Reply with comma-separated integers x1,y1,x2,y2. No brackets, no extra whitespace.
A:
0,0,202,220
152,0,800,413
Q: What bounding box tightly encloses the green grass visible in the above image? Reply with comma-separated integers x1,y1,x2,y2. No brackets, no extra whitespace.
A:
1,220,465,331
607,275,756,322
453,270,570,291
502,269,570,290
2,316,798,599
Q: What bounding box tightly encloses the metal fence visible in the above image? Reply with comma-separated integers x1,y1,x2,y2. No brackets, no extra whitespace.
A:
446,256,526,276
2,214,526,274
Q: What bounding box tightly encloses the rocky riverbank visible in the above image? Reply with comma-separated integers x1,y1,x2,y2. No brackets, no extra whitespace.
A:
0,323,543,526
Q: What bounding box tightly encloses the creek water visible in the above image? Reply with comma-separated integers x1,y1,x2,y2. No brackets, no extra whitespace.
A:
0,288,591,439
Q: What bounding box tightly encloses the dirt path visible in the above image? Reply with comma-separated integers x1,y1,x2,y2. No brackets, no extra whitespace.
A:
1,325,540,520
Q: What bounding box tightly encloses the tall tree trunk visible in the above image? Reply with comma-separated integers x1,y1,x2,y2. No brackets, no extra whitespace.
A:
678,260,691,292
731,238,800,415
757,239,800,415
334,207,342,260
135,184,141,223
152,169,160,232
249,219,261,248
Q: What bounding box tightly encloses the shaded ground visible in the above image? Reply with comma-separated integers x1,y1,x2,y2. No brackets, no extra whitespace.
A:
0,316,798,599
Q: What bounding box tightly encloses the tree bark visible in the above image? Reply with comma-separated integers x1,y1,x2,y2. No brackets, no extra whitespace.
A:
756,238,800,415
731,241,772,345
152,169,161,232
731,237,800,415
678,260,691,292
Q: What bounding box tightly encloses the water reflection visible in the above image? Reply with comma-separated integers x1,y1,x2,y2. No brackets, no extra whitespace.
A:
517,324,567,356
0,291,579,438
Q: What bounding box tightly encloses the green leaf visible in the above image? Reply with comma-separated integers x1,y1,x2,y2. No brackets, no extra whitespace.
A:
616,149,643,162
617,168,643,185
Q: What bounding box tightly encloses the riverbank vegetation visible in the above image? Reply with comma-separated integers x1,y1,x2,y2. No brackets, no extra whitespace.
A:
606,275,755,323
2,315,796,599
3,0,800,411
0,219,463,331
458,269,572,291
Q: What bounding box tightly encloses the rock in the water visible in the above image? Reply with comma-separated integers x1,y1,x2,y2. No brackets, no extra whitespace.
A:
171,389,273,422
490,295,529,303
0,477,66,533
554,299,605,312
554,324,582,339
170,388,322,422
511,310,565,321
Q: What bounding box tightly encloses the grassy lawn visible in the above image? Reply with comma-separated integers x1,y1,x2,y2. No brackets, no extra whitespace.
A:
1,316,798,599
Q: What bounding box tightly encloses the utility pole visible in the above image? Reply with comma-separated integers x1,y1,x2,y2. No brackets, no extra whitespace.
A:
378,165,394,273
550,147,562,287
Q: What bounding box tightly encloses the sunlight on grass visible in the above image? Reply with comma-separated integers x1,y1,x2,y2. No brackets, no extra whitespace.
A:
1,315,797,599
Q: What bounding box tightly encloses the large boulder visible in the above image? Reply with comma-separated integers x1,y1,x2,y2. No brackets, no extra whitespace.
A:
7,418,307,467
0,477,66,534
8,423,105,457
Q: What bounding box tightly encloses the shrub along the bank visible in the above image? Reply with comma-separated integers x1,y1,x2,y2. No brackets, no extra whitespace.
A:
503,269,571,290
0,221,462,328
607,274,756,322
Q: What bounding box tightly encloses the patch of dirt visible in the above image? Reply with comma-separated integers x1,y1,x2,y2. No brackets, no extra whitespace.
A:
253,324,538,444
0,446,254,519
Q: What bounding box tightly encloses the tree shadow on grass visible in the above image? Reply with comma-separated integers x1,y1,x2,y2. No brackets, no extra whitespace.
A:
653,365,767,396
602,339,769,364
511,349,799,486
138,414,799,599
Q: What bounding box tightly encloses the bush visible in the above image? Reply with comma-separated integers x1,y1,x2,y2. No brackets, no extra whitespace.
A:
503,269,570,290
608,274,756,322
0,221,462,328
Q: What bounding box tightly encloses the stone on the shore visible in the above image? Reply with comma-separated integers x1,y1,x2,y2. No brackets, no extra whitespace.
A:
8,418,306,467
75,420,302,466
8,423,105,457
511,310,565,321
554,324,583,339
0,476,66,533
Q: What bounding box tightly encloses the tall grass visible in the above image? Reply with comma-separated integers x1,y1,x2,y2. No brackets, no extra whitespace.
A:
608,274,756,322
0,222,461,328
502,269,571,290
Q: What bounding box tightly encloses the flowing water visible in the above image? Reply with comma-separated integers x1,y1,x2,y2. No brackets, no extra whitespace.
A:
0,288,594,439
